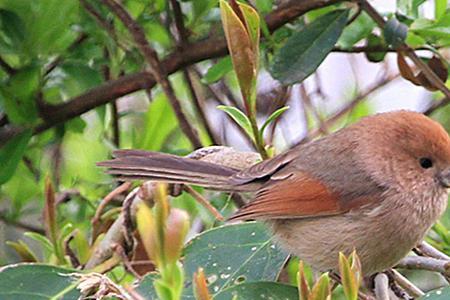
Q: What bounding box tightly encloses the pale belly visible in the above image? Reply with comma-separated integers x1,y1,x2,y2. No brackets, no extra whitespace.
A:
268,211,433,275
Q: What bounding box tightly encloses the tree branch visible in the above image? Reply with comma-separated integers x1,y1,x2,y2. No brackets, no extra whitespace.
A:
85,146,260,268
397,256,450,276
101,0,203,149
169,0,219,145
0,0,342,146
359,0,450,99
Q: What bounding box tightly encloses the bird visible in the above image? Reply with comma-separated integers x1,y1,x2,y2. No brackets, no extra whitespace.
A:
98,110,450,275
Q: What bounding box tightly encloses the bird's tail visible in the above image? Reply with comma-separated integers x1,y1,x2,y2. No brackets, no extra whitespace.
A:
97,150,257,192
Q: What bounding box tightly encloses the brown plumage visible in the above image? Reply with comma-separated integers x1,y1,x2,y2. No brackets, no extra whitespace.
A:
98,110,450,275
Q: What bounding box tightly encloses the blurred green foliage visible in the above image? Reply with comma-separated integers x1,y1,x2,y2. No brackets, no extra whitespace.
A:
0,0,449,299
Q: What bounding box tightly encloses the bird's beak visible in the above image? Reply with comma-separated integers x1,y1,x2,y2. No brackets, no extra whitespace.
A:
440,168,450,188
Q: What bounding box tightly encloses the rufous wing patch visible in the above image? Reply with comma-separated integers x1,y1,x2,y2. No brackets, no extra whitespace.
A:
229,172,343,220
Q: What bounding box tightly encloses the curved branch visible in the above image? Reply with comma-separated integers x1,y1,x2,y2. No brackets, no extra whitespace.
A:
0,0,342,145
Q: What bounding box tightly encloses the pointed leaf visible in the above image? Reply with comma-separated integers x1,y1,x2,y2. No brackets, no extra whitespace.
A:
217,105,254,141
297,261,311,300
6,241,38,262
271,9,349,85
44,177,57,244
339,252,357,300
201,57,233,84
0,129,32,185
136,203,161,266
435,0,447,20
238,2,260,61
309,273,331,300
220,0,258,105
194,268,213,300
24,232,54,253
260,106,289,135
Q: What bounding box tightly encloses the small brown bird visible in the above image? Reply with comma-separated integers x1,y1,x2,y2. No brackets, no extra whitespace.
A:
98,111,450,275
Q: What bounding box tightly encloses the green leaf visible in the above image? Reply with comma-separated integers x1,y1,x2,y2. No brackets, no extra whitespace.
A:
271,9,349,85
60,63,103,98
155,279,175,300
0,264,80,299
365,34,387,63
254,0,273,14
220,0,260,106
182,222,289,298
338,12,375,48
260,106,289,135
215,282,298,299
135,273,158,300
420,287,450,299
6,240,39,262
23,0,79,57
217,105,254,141
138,93,178,151
339,253,357,300
405,31,426,47
201,57,233,84
0,129,32,185
0,9,26,50
384,18,408,48
0,65,41,124
413,0,427,17
309,273,331,300
24,232,54,254
435,0,447,20
412,13,450,41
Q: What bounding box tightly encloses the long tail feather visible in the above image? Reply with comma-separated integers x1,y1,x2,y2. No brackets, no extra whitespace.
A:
97,150,258,192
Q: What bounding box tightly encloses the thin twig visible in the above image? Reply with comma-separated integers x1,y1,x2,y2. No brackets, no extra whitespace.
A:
397,256,450,276
389,269,425,298
102,51,121,147
79,0,129,52
359,0,450,99
92,182,132,228
192,67,255,150
374,273,390,300
44,33,89,75
0,212,45,234
1,0,344,146
22,155,40,180
417,241,450,261
101,0,203,149
114,244,142,279
332,45,441,53
183,185,224,221
169,0,218,144
64,229,81,268
300,84,329,135
86,147,258,268
122,188,138,254
306,72,400,140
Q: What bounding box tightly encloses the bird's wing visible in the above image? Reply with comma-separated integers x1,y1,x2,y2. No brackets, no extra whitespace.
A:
230,147,299,185
229,170,372,220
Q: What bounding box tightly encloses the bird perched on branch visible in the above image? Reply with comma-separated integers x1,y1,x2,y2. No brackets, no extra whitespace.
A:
98,110,450,275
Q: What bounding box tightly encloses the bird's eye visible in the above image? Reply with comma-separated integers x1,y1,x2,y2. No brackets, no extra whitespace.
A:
419,157,433,169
